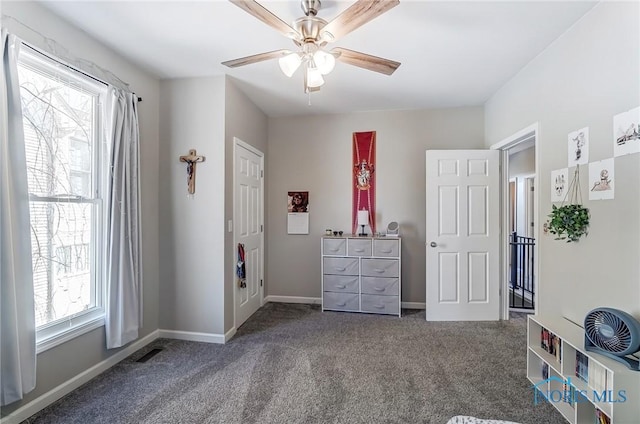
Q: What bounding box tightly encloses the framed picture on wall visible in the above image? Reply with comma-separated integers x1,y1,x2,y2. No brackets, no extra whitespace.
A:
287,191,309,213
589,158,614,200
550,168,569,203
567,127,589,167
287,191,309,234
613,106,640,157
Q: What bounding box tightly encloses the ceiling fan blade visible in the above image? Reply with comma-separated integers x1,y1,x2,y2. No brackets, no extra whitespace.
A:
332,47,400,75
320,0,400,43
230,0,301,40
222,49,289,68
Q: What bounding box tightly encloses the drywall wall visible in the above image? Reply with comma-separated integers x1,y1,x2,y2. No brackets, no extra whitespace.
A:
267,107,484,304
1,1,160,416
509,147,535,178
485,2,640,323
223,78,268,332
159,76,226,335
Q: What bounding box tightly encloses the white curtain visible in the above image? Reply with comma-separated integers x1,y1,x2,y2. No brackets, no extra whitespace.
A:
105,87,143,349
1,30,36,406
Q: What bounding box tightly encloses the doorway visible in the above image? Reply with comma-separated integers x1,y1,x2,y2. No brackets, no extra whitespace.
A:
509,172,535,310
233,138,264,328
491,123,539,319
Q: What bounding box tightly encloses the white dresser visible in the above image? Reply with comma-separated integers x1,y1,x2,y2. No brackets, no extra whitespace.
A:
321,236,401,316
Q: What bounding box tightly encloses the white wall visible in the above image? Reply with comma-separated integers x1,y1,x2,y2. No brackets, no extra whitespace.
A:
1,1,160,416
509,147,536,237
159,76,226,335
485,2,640,323
509,147,535,178
514,178,527,237
224,78,268,331
267,107,484,304
158,76,267,336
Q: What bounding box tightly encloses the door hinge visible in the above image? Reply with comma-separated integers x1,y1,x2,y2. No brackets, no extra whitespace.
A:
260,279,263,287
261,170,264,178
260,224,263,232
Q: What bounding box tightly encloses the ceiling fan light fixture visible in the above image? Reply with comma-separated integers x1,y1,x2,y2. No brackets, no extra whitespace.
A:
313,49,335,75
278,52,302,77
306,65,325,88
224,0,402,95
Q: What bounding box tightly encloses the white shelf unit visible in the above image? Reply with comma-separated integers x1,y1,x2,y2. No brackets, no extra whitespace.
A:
321,236,401,316
527,315,640,424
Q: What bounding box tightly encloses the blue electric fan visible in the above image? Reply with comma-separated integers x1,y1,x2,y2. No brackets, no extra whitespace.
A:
584,307,640,371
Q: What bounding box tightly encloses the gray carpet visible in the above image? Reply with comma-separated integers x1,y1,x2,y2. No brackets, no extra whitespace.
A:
24,304,563,424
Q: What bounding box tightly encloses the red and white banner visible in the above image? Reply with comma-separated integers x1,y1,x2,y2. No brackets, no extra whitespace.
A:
352,131,376,235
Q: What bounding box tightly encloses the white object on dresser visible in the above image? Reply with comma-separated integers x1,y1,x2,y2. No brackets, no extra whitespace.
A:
527,315,640,424
321,236,401,316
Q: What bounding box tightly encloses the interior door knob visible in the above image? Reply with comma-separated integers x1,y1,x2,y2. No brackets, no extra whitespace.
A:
430,242,437,248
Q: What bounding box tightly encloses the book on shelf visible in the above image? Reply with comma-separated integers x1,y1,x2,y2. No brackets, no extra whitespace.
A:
588,362,607,394
541,362,549,380
595,407,610,424
562,382,576,408
576,351,589,383
540,328,562,363
605,369,612,393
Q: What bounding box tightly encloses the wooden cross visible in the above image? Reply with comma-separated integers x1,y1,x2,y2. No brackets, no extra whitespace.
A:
179,149,205,194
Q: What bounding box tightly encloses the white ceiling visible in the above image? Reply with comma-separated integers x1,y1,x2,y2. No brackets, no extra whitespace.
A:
39,0,597,117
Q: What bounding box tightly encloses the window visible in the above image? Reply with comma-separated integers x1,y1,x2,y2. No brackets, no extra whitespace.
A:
18,47,108,351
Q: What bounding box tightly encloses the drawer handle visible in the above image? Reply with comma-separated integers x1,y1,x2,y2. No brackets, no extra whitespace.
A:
374,287,385,292
374,304,385,309
373,268,385,273
380,249,392,253
335,267,346,272
329,248,339,252
354,248,365,252
337,302,347,307
335,284,347,289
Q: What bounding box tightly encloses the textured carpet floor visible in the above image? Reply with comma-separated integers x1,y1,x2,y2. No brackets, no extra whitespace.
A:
24,304,562,424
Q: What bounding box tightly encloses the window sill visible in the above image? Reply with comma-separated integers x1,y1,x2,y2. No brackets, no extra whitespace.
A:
36,314,105,354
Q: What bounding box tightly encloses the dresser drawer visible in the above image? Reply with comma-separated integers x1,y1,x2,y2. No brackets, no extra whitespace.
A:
361,277,399,296
323,238,346,256
323,292,359,312
361,258,399,278
373,239,400,257
347,238,372,256
323,275,359,293
361,294,399,315
323,257,359,276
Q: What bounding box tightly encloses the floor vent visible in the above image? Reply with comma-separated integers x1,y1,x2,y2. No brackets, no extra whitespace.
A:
136,348,163,363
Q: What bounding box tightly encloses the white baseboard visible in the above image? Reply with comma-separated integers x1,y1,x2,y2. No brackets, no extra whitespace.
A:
265,296,424,310
157,329,227,344
265,295,321,305
402,302,426,310
1,330,159,424
224,326,237,342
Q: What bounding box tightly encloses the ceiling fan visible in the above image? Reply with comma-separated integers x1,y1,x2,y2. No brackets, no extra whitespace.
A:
222,0,401,93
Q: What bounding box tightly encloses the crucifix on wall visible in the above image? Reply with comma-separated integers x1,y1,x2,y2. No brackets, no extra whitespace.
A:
179,149,205,194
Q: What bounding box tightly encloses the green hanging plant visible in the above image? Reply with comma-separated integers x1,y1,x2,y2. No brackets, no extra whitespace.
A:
547,165,589,243
547,204,589,242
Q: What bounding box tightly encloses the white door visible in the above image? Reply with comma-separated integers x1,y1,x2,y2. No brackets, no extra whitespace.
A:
426,150,500,321
234,140,264,328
